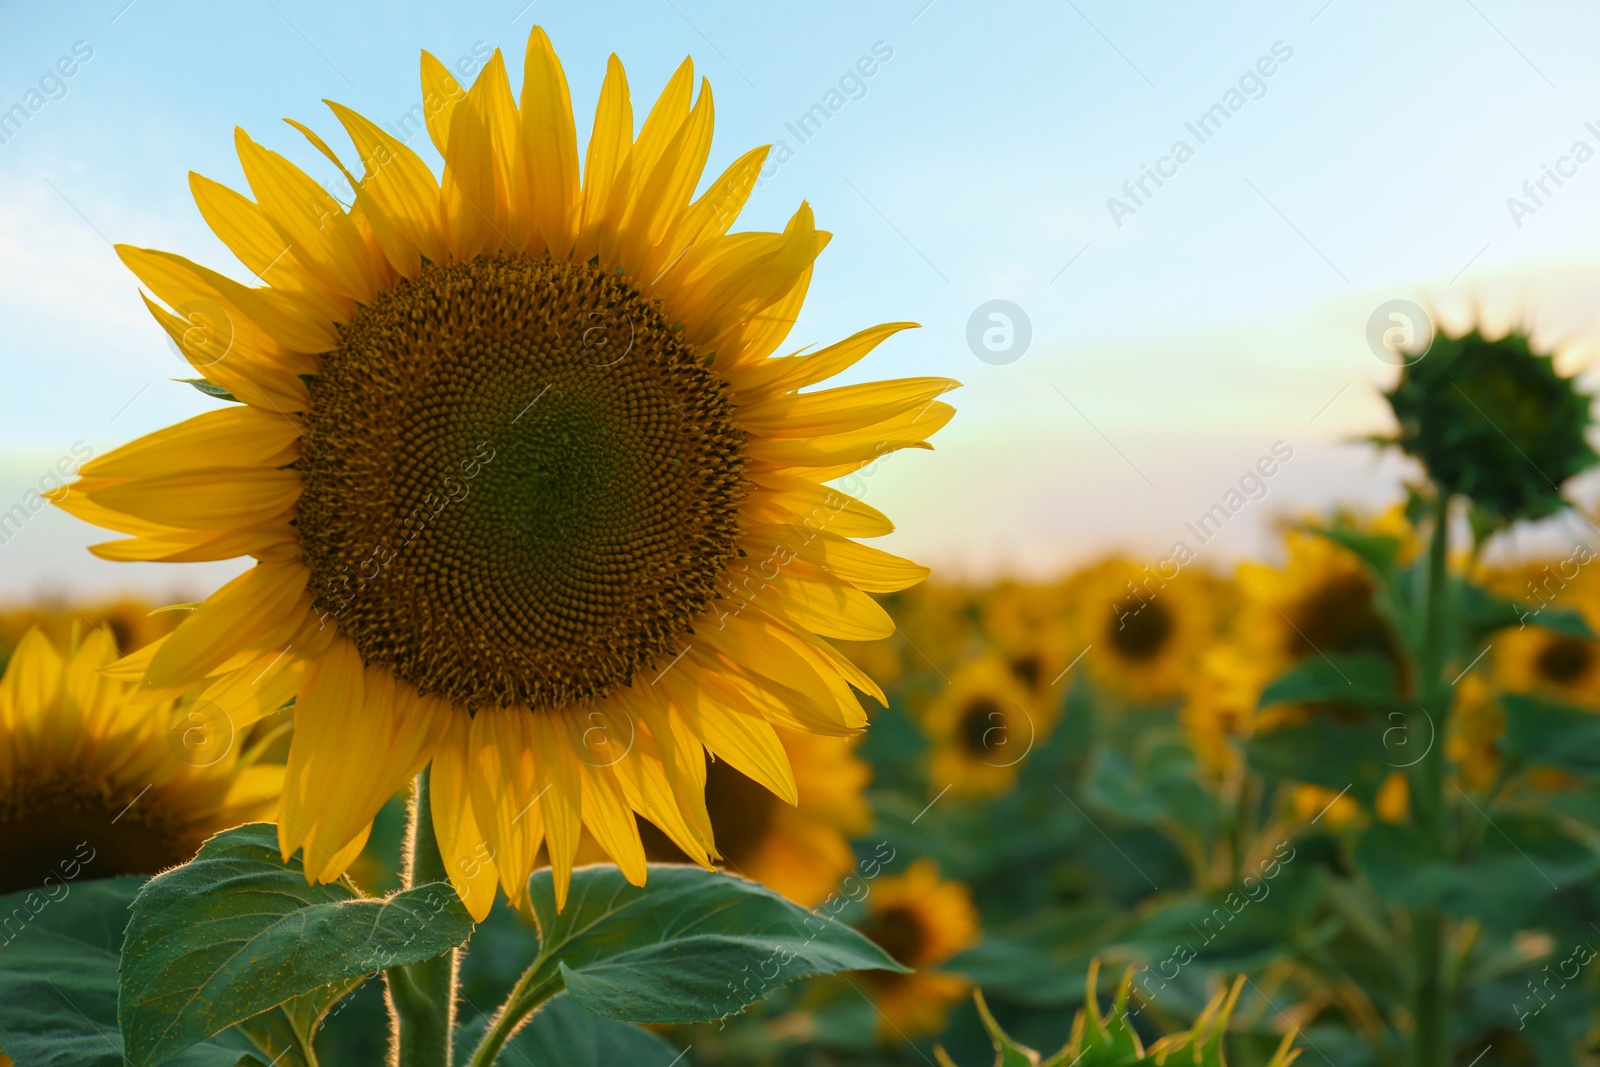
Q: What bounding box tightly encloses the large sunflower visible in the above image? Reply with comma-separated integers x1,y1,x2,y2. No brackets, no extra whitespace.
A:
0,628,281,894
49,28,954,918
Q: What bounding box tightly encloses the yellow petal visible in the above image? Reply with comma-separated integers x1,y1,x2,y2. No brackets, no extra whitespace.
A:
86,468,301,531
466,704,544,910
744,473,894,539
578,756,647,886
79,406,300,480
575,54,633,261
234,128,381,303
419,50,468,159
432,714,501,921
747,401,956,470
736,322,917,398
534,712,583,910
744,527,930,593
147,562,309,687
520,26,580,255
325,101,447,266
117,244,337,355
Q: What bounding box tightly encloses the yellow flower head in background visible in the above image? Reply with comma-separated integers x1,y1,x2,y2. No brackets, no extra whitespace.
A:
1067,557,1219,704
1488,561,1600,707
1180,643,1267,779
49,27,955,918
639,728,871,907
858,858,980,1038
0,598,180,674
922,655,1043,797
1238,523,1405,686
0,628,280,894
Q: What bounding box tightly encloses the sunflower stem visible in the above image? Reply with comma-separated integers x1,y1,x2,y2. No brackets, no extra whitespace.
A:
388,768,460,1067
466,957,562,1067
1407,492,1454,1067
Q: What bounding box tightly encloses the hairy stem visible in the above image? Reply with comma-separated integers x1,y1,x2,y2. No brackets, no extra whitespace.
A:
388,769,460,1067
466,959,562,1067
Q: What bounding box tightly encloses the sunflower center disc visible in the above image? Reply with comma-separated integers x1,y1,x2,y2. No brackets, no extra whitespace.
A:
298,256,747,712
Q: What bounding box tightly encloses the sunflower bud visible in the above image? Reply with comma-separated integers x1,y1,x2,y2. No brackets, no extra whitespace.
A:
1384,328,1596,523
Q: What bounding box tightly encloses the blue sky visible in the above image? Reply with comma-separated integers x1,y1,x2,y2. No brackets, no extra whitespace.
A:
4,0,1600,599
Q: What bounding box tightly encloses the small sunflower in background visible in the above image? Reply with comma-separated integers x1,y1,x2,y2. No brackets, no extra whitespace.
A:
1180,644,1267,780
1486,563,1600,707
857,859,979,1038
0,628,282,894
980,580,1075,704
1448,672,1504,792
0,597,181,673
47,27,953,917
922,655,1041,797
637,728,871,907
1238,519,1407,689
1065,557,1218,704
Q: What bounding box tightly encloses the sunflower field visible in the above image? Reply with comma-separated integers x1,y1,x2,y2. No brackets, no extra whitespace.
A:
4,13,1600,1067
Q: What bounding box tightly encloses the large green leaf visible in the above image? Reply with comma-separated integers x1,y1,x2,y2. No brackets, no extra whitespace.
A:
0,877,244,1067
119,823,475,1067
524,863,906,1025
1501,693,1600,779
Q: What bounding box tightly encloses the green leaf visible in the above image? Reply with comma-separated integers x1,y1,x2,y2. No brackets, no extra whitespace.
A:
1501,693,1600,778
1301,521,1403,583
119,823,475,1067
1458,581,1596,644
175,378,242,403
524,863,906,1024
455,997,681,1065
0,876,245,1067
1257,652,1399,710
1244,718,1393,805
1357,813,1600,933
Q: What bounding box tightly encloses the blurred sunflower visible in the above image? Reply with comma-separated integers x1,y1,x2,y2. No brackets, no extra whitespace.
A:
1489,566,1600,706
1066,558,1218,704
858,859,979,1038
637,728,871,906
922,655,1041,796
48,28,953,918
980,580,1074,703
1448,673,1503,792
1180,644,1266,779
0,597,180,673
0,628,281,894
1239,521,1407,696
